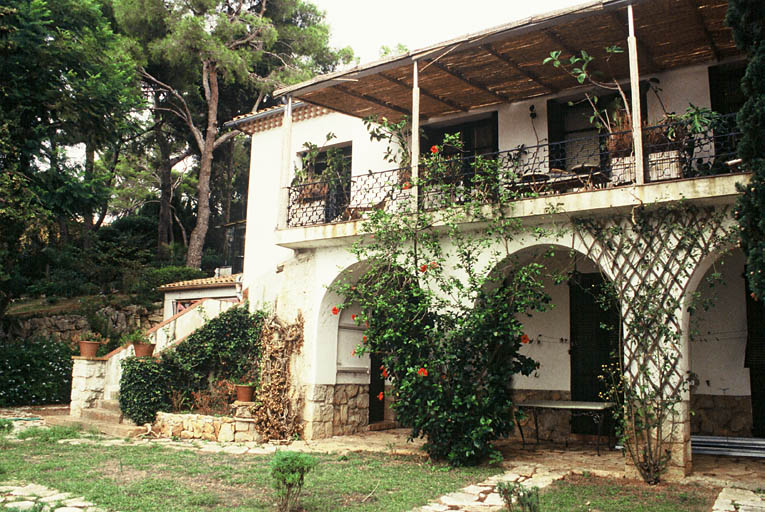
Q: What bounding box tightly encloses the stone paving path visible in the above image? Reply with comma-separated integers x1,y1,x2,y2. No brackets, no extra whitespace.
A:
712,487,765,512
3,409,765,512
413,464,567,512
0,482,106,512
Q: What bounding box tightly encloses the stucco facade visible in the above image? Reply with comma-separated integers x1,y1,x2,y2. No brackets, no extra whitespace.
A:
231,0,755,476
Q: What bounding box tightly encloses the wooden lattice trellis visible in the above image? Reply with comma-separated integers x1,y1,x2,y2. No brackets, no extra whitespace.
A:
573,204,737,395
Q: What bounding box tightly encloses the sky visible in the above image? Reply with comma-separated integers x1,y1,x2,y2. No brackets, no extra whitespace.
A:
312,0,588,64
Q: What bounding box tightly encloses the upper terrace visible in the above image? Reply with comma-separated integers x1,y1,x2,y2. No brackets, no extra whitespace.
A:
227,0,748,236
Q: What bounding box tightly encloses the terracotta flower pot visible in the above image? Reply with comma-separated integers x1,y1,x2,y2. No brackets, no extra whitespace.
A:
79,340,100,358
133,342,156,357
235,384,255,402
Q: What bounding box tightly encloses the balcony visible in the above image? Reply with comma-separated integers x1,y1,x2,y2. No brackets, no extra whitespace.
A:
286,115,743,228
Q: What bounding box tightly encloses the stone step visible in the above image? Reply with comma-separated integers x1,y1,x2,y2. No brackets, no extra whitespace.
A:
81,408,124,424
45,415,145,438
97,399,122,412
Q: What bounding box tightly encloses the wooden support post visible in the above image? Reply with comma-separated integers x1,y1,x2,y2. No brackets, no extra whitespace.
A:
627,5,645,185
411,61,420,210
277,96,293,229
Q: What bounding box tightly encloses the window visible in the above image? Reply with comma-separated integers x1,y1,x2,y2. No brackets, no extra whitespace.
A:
547,88,647,172
296,143,352,223
422,113,498,158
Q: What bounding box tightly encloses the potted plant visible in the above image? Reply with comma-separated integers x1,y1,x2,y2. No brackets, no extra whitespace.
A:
123,329,155,357
75,332,103,358
231,377,256,402
292,133,348,203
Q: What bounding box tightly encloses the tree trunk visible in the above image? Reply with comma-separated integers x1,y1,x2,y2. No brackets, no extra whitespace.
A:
81,142,96,250
157,123,174,259
186,61,219,269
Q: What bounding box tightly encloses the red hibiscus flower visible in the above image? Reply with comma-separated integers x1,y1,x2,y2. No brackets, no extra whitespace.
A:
417,367,428,377
419,264,428,273
430,145,438,154
429,261,438,269
352,348,356,356
520,334,530,344
402,181,411,190
352,314,356,321
381,367,388,378
332,306,339,315
362,335,367,343
377,391,384,401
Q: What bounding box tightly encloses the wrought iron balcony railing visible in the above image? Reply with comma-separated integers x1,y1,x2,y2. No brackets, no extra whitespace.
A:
286,115,742,228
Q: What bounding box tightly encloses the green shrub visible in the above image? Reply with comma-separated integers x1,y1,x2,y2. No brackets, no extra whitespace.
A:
119,306,265,419
496,481,540,512
0,419,12,433
0,337,75,406
16,425,83,443
119,357,170,425
132,266,208,303
269,450,318,512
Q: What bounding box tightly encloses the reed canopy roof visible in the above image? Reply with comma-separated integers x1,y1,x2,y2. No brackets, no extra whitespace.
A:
274,0,741,122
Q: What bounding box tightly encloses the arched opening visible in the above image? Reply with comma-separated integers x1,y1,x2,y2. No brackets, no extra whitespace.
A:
688,249,763,441
313,260,393,437
496,244,619,444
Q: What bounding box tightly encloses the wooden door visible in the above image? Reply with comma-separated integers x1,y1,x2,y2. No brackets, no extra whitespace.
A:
369,352,385,423
569,273,619,435
745,284,765,438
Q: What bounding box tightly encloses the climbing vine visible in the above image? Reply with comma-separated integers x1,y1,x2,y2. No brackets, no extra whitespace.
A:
574,203,737,483
332,134,559,465
727,0,765,299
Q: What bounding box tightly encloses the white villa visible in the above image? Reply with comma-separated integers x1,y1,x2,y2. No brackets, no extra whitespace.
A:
64,0,761,478
225,0,760,476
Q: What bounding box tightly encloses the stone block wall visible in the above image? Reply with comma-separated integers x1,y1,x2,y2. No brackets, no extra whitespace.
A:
302,384,377,439
70,358,106,417
510,389,572,443
153,403,264,443
11,303,163,342
691,394,752,437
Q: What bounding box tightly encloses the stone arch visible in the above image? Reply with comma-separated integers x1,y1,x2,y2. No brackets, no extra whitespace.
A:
487,242,617,443
682,246,755,439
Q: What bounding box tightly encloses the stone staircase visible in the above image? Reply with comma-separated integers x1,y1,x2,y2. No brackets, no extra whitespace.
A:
46,399,144,438
62,298,240,438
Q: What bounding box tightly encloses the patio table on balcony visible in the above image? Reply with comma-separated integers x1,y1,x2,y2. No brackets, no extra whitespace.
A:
516,400,616,455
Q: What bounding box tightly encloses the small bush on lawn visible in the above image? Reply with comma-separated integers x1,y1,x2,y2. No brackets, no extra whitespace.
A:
0,337,75,406
496,481,540,512
119,357,170,425
270,450,318,512
0,419,13,433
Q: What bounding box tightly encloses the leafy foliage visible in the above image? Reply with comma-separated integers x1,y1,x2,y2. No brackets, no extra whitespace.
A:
496,481,541,512
119,356,170,425
0,337,75,406
728,0,765,299
131,266,208,303
119,305,265,422
269,450,318,512
332,135,552,465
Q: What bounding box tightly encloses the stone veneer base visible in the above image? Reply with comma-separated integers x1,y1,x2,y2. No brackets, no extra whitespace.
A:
153,403,264,443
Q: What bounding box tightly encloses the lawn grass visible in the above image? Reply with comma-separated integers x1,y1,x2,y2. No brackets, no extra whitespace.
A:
539,473,718,512
0,427,500,511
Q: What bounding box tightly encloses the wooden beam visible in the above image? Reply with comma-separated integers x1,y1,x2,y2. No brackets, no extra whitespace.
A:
480,44,559,93
334,85,411,116
683,0,720,61
379,73,469,112
424,59,511,103
608,11,662,72
628,5,645,186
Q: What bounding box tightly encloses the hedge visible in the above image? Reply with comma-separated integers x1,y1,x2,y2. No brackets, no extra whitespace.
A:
0,337,75,406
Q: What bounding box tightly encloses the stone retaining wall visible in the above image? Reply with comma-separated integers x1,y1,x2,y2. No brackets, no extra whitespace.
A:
11,303,162,341
153,404,264,443
691,394,752,437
